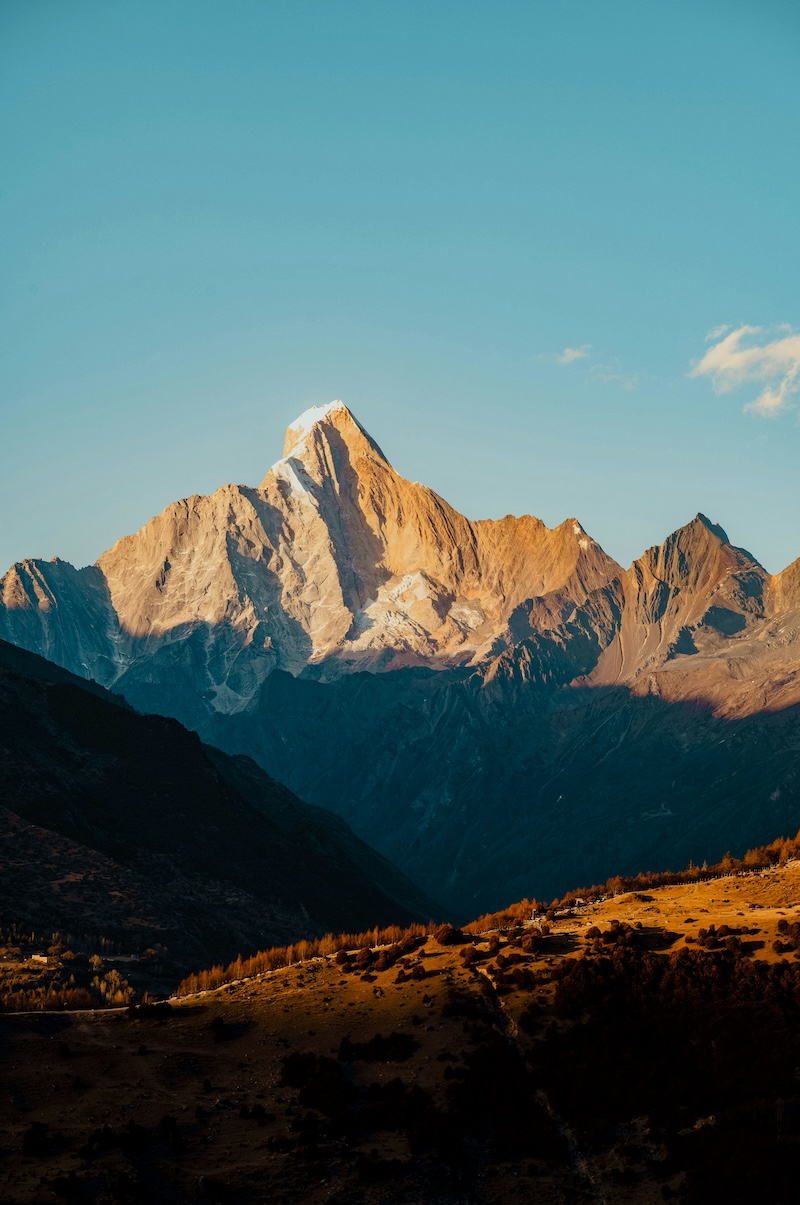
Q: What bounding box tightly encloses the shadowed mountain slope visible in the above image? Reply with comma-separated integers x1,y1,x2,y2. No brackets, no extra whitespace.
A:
202,667,800,914
0,640,441,978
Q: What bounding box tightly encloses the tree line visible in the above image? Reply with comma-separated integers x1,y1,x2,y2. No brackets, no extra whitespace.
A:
174,921,431,997
467,827,800,933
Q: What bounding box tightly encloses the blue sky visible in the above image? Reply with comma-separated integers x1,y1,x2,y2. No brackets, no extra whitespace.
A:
2,0,799,574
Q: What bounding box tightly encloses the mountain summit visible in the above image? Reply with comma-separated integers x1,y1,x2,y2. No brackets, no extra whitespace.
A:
259,400,619,672
277,399,388,463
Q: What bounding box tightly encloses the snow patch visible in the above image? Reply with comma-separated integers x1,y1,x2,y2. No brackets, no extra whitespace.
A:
450,602,485,632
270,456,318,501
389,572,430,603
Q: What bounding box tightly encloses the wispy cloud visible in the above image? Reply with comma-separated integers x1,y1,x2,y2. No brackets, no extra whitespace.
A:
588,363,639,391
557,344,591,365
551,343,638,389
690,324,800,416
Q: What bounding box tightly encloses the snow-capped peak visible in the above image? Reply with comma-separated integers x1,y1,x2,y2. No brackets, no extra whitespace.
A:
284,401,347,457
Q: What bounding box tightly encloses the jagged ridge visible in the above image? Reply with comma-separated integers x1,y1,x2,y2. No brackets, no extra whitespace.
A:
3,401,798,716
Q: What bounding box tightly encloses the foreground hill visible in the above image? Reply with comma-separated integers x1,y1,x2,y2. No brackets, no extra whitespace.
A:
2,402,800,911
2,862,799,1203
0,640,440,981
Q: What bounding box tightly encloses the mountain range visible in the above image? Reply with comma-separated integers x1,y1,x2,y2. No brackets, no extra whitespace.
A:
3,401,799,912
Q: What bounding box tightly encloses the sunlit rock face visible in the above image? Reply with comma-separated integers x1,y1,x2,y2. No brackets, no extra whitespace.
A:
0,401,622,697
2,401,800,913
582,514,791,715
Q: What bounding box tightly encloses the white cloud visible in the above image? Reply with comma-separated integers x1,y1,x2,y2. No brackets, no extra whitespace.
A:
557,344,591,365
690,324,800,416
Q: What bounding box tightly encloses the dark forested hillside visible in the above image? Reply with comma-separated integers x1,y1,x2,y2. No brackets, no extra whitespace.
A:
197,664,800,915
0,640,440,981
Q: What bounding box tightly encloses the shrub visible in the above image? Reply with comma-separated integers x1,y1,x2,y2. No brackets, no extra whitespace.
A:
434,924,466,946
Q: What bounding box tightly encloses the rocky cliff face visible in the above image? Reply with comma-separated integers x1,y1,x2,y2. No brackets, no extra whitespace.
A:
2,402,799,912
0,403,621,697
582,514,789,712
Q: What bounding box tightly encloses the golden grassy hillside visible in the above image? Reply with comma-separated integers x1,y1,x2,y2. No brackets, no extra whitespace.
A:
2,863,800,1204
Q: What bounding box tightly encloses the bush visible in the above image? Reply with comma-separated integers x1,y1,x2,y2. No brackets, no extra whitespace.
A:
434,924,466,946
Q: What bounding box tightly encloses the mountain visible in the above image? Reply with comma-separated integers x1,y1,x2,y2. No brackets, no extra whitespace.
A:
0,639,440,979
0,401,618,690
2,402,800,912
